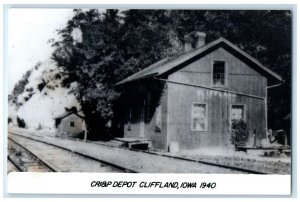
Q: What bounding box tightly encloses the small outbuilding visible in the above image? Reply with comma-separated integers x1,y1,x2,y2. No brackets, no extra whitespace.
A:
54,107,86,138
116,32,282,152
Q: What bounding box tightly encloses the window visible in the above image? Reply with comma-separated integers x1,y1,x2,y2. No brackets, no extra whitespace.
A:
191,103,208,131
70,121,75,127
231,105,246,121
231,105,246,129
212,61,226,86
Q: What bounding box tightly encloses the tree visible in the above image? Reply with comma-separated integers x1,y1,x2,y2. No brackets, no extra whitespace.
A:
9,62,42,108
51,9,179,140
9,69,32,107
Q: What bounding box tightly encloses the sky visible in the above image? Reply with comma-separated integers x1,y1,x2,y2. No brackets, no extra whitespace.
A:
8,8,74,93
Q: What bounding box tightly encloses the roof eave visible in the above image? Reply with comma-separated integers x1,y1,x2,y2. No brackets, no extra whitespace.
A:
54,112,85,120
219,38,283,83
115,73,158,86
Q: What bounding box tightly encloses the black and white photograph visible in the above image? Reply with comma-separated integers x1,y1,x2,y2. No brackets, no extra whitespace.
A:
5,6,293,195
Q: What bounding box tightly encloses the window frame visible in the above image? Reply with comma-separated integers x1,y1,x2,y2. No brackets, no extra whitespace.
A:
211,60,227,87
191,102,208,132
230,104,247,130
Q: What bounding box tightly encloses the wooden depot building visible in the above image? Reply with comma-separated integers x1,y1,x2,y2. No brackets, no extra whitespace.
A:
115,32,282,152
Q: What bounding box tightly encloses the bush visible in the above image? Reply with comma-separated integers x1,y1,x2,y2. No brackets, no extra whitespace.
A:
16,116,26,128
37,79,46,92
231,120,249,150
8,117,12,124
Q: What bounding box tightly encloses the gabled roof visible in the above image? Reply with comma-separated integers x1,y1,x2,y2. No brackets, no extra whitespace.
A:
116,37,282,85
54,111,85,120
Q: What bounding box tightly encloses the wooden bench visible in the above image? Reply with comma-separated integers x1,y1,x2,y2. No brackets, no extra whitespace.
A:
237,146,291,154
114,138,151,150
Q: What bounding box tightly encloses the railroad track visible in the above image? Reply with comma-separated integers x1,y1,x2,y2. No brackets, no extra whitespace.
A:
85,140,267,174
8,133,136,173
39,134,266,174
8,137,58,172
65,136,267,174
8,156,22,172
8,131,267,174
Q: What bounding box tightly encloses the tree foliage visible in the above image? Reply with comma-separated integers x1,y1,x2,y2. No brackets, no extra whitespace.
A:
9,62,43,108
9,69,32,106
51,9,292,139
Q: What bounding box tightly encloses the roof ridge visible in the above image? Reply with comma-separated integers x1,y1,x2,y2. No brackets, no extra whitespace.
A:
116,37,282,85
54,111,85,120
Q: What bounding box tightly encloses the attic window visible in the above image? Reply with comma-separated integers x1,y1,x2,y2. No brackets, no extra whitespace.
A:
70,122,75,127
212,61,226,86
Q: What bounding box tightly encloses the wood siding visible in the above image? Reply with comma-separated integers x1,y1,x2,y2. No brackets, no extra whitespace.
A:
169,47,266,97
167,47,267,151
167,84,266,151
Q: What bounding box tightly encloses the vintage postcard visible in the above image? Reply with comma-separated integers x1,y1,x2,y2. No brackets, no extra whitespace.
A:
4,5,294,197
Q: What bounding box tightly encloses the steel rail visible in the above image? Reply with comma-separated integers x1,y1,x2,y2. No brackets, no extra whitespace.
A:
9,132,137,173
7,155,23,172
